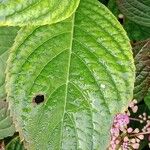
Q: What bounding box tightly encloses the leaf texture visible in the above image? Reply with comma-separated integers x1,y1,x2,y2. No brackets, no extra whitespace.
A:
0,0,80,26
133,40,150,101
117,0,150,27
0,27,19,100
6,0,135,149
6,136,25,150
108,0,120,17
108,0,150,41
124,20,150,41
0,101,15,139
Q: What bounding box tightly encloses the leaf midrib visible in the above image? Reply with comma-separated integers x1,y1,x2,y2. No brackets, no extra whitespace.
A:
60,14,76,148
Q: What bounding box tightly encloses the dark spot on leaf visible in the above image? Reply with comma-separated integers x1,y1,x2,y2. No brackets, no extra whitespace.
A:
33,94,44,105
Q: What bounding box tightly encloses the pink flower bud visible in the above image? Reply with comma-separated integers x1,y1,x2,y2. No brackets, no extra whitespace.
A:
124,136,129,142
132,143,139,149
134,128,139,133
132,106,138,113
127,127,133,133
138,135,144,140
114,114,129,129
130,138,136,143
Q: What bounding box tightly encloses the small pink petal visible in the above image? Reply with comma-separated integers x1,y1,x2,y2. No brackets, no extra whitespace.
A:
138,135,144,140
115,140,120,144
134,128,139,133
128,101,134,108
130,138,136,143
123,136,129,142
127,127,133,133
132,106,138,113
132,143,140,149
136,138,140,143
133,99,137,104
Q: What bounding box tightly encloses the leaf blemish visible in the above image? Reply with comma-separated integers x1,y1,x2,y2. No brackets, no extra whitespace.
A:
33,94,45,105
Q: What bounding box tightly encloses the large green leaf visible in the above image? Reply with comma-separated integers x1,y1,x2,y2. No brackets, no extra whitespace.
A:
0,101,15,139
117,0,150,27
6,0,135,149
0,27,19,100
0,0,80,26
133,40,150,101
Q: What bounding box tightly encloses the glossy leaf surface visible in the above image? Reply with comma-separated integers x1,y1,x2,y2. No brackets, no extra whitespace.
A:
6,0,135,149
117,0,150,27
0,0,80,26
0,27,19,100
0,101,15,139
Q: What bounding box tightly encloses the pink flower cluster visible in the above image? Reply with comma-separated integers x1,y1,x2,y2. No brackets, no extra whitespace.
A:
109,114,130,150
109,100,150,150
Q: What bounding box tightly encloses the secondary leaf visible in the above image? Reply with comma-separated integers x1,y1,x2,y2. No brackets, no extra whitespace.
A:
6,136,24,150
6,0,135,149
108,0,150,41
144,89,150,110
108,0,120,17
133,40,150,101
0,0,80,26
124,20,150,42
0,27,19,100
117,0,150,27
0,101,15,139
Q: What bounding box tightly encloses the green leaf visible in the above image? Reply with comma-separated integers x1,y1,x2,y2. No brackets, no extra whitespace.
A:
108,0,120,17
117,0,150,27
6,0,135,149
144,89,150,110
124,20,150,42
6,136,25,150
0,0,80,26
0,101,15,139
133,40,150,101
108,0,150,41
0,27,19,100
